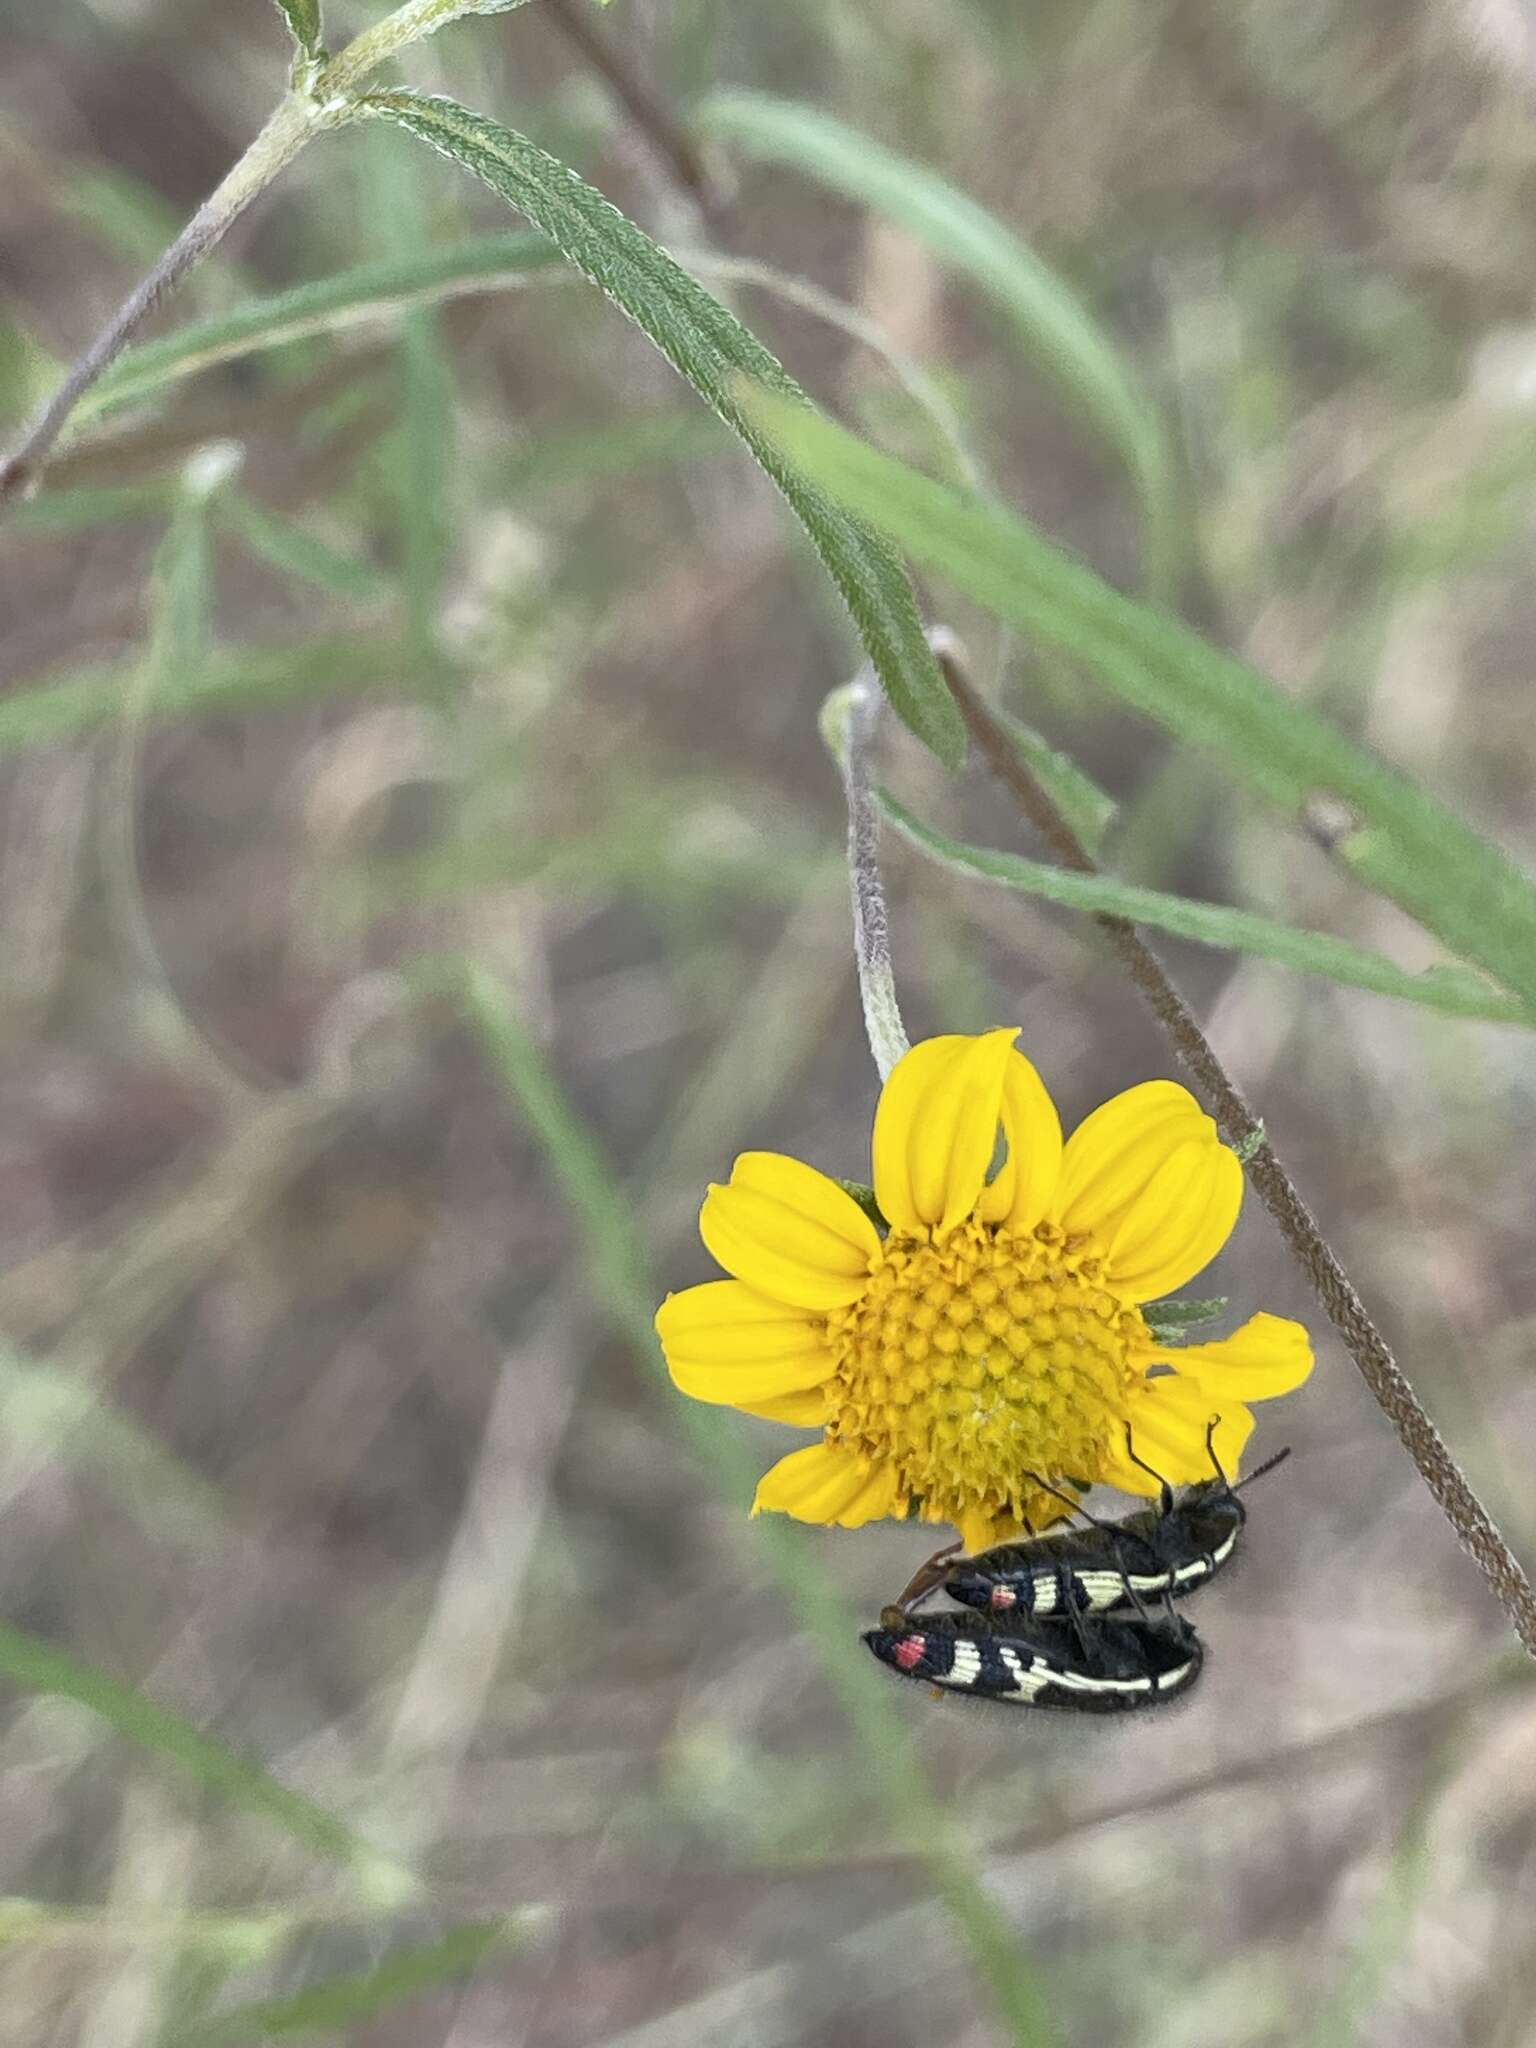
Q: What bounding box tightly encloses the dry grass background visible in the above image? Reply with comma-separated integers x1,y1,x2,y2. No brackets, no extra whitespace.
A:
4,0,1536,2042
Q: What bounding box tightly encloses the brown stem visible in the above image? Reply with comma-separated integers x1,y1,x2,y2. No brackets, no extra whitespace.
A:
936,645,1536,1661
539,0,723,217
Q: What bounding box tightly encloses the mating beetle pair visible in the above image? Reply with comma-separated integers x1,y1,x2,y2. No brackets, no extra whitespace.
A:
863,1436,1290,1713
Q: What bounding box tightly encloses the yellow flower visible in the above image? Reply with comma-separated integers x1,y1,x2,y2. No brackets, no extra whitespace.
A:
656,1029,1313,1550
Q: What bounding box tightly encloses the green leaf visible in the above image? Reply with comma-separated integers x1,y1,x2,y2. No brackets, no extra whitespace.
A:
0,1346,228,1546
835,1178,888,1233
739,391,1536,1014
363,129,459,679
57,165,186,269
151,448,233,680
882,793,1528,1025
355,90,962,768
698,92,1180,597
0,1621,412,1901
985,700,1117,855
1234,1122,1266,1163
1143,1297,1228,1343
79,234,562,424
218,495,391,602
9,483,173,535
0,636,400,755
393,311,454,669
499,407,721,490
157,1919,529,2047
271,0,322,59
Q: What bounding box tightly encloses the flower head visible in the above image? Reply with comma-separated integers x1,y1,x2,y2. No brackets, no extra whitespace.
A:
656,1030,1313,1550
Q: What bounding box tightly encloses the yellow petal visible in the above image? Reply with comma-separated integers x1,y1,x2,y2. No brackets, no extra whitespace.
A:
751,1443,903,1528
658,1280,834,1405
657,1279,824,1365
976,1046,1064,1233
1103,1138,1243,1301
1158,1312,1314,1401
1055,1079,1212,1241
699,1152,879,1311
1101,1376,1255,1495
732,1152,884,1261
739,1387,830,1425
871,1029,1018,1237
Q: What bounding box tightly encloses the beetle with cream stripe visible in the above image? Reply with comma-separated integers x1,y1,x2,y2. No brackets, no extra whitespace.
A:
942,1450,1289,1623
862,1604,1203,1712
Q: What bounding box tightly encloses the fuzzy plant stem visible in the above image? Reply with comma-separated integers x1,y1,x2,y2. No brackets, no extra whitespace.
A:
0,0,532,508
936,641,1536,1660
0,96,329,506
841,671,911,1080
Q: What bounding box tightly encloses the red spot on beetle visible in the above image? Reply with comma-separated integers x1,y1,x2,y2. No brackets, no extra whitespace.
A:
893,1635,926,1671
989,1586,1017,1610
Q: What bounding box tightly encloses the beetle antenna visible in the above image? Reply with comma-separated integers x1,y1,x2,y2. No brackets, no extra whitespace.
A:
1015,1468,1162,1566
1121,1426,1175,1514
1204,1416,1230,1491
1018,1467,1098,1527
1235,1445,1292,1494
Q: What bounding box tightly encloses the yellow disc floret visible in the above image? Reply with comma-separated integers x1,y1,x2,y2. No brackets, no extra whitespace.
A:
825,1217,1149,1536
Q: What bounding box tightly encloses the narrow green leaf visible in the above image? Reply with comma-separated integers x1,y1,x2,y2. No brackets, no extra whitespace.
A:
110,458,252,1098
270,0,322,59
415,0,532,18
158,1919,528,2047
498,407,720,491
396,309,454,670
1143,1297,1228,1343
882,792,1529,1025
1303,1743,1456,2048
986,700,1117,855
457,965,652,1337
1233,1122,1266,1164
0,1622,413,1901
836,1179,888,1233
741,391,1536,1013
355,90,962,767
0,1347,228,1545
317,0,536,98
9,483,173,535
218,495,391,602
80,234,562,423
55,165,186,269
699,91,1180,596
0,636,400,755
360,123,458,682
151,452,230,680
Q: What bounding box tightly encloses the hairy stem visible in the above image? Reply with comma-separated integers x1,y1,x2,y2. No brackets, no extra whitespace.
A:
839,672,910,1080
321,0,533,95
0,96,325,505
937,645,1536,1661
0,0,534,507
